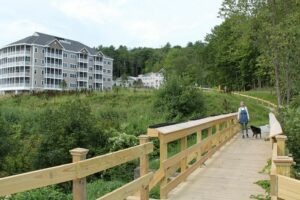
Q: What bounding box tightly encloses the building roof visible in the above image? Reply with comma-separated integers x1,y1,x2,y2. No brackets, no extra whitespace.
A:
6,32,110,58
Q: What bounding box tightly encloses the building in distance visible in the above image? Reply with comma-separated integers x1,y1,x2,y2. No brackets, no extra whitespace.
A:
0,32,113,94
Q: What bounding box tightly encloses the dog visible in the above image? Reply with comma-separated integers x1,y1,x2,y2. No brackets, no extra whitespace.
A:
250,125,262,138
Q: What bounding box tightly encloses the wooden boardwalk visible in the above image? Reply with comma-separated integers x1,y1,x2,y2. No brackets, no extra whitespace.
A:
168,126,271,200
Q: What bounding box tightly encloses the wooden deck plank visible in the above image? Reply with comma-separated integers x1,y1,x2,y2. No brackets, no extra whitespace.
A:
168,126,271,200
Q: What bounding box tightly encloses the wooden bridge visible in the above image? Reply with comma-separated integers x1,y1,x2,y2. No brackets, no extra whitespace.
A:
0,112,299,200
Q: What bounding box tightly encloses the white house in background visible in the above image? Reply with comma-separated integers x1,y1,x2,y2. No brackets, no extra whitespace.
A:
114,76,137,87
137,72,164,89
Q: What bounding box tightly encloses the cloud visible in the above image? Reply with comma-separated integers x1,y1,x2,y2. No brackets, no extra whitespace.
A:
51,0,123,25
122,19,165,45
0,19,51,46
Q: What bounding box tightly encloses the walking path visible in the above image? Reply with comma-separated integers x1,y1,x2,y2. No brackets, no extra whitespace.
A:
168,126,271,200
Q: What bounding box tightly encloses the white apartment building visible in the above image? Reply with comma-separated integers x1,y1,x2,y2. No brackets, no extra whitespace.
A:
114,76,137,87
137,72,164,89
0,32,113,94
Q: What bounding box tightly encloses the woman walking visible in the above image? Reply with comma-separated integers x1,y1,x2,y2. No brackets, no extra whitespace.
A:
238,101,250,138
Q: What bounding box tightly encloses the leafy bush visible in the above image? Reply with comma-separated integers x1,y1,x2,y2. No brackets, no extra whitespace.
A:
34,100,108,169
101,132,138,181
2,186,71,200
108,132,138,152
279,105,300,176
154,76,205,121
87,179,124,199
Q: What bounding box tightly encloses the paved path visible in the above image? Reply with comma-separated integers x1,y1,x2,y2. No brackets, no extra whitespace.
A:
168,126,271,200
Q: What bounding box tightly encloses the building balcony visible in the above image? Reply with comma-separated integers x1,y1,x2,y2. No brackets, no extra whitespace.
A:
78,58,88,63
94,69,102,74
94,61,102,65
45,63,63,68
0,72,30,78
0,62,31,67
14,50,31,56
94,79,102,83
45,74,63,79
45,53,63,59
0,83,31,88
77,77,88,81
77,67,88,72
45,84,62,89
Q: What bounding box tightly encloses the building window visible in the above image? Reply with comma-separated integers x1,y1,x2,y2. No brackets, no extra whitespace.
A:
42,81,44,85
63,73,67,77
70,64,77,68
42,70,44,74
35,81,36,85
35,59,37,63
63,53,68,58
63,63,68,68
35,48,38,53
103,78,106,81
42,49,45,53
34,70,36,74
89,76,92,80
42,60,44,65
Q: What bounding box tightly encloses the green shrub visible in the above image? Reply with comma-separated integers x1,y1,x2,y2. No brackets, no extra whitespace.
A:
279,105,300,177
154,76,205,121
2,186,71,200
87,179,124,199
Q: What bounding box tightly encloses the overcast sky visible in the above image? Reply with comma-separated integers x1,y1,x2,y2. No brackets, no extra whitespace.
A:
0,0,224,48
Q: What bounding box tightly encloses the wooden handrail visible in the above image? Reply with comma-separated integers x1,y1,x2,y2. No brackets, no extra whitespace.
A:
97,173,153,200
0,142,153,200
147,113,240,199
269,113,283,138
269,113,300,200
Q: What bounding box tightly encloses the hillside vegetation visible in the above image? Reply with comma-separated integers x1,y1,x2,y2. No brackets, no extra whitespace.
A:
0,88,270,199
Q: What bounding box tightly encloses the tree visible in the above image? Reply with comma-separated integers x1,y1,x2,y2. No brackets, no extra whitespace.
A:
154,76,205,121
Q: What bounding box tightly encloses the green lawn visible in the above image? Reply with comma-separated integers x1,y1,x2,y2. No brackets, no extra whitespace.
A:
239,89,277,104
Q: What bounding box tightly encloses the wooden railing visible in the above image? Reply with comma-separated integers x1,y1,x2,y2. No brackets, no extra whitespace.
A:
269,113,300,200
0,113,240,200
147,113,240,199
0,141,153,200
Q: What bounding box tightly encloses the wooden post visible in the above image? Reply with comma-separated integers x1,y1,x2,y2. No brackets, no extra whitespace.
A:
230,119,234,138
270,173,278,198
180,136,187,177
197,129,202,161
70,148,89,200
160,135,168,200
139,135,150,200
208,127,213,150
275,135,287,156
216,124,221,144
273,156,293,177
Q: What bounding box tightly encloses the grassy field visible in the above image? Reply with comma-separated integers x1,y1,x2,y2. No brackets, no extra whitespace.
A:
238,89,277,104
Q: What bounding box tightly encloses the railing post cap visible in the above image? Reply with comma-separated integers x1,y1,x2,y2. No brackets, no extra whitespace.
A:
273,156,293,165
139,135,150,139
275,135,287,140
70,148,89,156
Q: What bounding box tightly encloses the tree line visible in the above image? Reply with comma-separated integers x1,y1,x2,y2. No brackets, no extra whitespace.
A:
98,0,300,106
